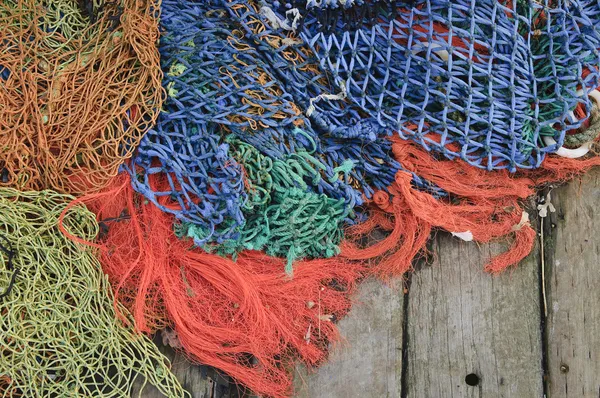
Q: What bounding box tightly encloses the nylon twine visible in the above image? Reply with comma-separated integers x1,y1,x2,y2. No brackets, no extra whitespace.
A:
4,0,600,397
0,188,185,397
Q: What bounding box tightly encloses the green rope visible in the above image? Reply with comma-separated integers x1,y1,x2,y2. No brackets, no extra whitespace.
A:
41,0,92,39
0,188,186,397
185,186,347,274
564,103,600,147
229,139,274,211
263,187,347,274
183,142,351,273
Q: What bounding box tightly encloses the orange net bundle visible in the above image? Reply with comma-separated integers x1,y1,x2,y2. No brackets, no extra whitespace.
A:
61,174,365,398
0,0,162,194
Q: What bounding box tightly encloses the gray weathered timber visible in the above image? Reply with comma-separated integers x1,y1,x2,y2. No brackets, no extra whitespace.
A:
406,233,543,398
293,278,404,398
545,170,600,398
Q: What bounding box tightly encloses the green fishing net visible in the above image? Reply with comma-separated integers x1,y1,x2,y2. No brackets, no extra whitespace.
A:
179,139,349,273
0,188,185,397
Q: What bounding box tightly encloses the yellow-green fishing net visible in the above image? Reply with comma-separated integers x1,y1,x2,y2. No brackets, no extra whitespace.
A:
0,188,185,397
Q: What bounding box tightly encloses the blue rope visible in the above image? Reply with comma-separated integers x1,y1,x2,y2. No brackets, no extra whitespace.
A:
271,0,600,171
124,122,247,244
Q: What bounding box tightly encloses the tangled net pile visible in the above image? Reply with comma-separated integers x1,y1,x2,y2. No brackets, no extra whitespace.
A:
0,188,184,397
0,0,162,194
4,0,600,397
126,0,600,266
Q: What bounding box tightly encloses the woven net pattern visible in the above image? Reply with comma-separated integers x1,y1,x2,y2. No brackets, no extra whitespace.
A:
122,0,600,264
75,175,365,398
0,188,184,397
125,0,424,264
63,1,600,396
0,0,163,194
273,0,600,170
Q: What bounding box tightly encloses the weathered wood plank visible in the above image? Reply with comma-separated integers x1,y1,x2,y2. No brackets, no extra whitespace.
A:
293,278,404,398
407,233,543,397
545,170,600,397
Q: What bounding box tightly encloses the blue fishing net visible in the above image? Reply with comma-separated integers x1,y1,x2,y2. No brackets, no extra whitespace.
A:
274,0,600,170
125,0,415,260
125,0,600,264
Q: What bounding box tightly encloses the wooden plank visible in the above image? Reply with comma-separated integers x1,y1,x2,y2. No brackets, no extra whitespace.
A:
545,170,600,397
293,278,404,398
407,232,543,397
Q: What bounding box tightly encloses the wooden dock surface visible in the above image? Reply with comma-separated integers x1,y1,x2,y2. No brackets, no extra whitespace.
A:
136,168,600,398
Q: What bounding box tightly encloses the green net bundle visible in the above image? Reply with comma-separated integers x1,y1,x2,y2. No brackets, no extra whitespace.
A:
0,188,185,397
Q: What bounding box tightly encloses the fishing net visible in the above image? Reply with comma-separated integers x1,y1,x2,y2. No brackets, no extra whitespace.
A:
63,175,364,398
74,139,600,398
0,0,162,194
0,188,184,397
274,0,600,170
125,0,443,266
124,0,600,265
51,0,600,397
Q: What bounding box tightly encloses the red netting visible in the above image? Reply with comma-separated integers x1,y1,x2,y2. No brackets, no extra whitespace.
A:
61,174,364,398
60,135,600,397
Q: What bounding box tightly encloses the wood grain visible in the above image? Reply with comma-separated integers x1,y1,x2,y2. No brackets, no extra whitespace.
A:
406,232,543,398
292,278,404,398
545,170,600,398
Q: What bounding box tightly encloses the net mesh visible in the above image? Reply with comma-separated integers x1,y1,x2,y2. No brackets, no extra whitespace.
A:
0,0,163,194
0,188,184,397
126,0,600,264
125,0,444,264
67,174,365,398
4,0,600,397
274,0,600,170
49,0,600,396
76,139,600,398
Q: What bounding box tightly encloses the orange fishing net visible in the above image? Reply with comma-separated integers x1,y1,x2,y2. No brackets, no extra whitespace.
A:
0,0,162,194
61,173,365,398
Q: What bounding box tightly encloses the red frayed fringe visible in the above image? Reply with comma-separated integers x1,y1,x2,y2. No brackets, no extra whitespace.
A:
61,138,600,397
62,174,364,398
341,137,600,278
